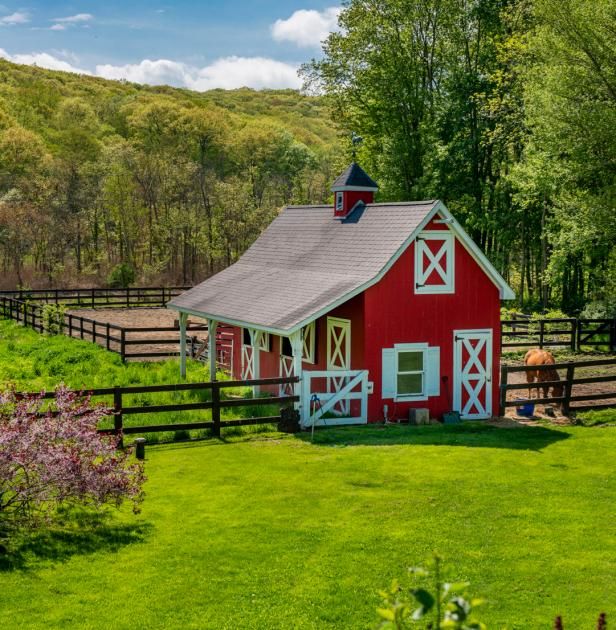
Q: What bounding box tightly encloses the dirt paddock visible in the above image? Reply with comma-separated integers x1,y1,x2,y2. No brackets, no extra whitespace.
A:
67,307,207,359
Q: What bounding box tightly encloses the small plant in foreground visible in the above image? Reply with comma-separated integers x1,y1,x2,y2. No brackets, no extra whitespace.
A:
41,303,66,336
0,387,145,542
376,556,485,629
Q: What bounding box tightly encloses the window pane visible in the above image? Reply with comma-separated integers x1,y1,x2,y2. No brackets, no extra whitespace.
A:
398,351,423,372
397,373,423,395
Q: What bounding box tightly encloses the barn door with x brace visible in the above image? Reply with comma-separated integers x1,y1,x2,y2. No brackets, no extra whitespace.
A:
326,317,351,415
453,329,493,419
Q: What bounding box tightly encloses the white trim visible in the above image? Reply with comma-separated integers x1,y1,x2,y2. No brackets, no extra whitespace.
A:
331,185,378,192
393,342,428,402
414,231,455,294
453,329,493,419
335,191,343,212
167,200,515,334
327,317,351,415
302,321,316,364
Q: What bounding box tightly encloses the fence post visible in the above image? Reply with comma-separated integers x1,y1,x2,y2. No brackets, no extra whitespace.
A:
611,319,616,354
562,362,575,417
126,287,130,308
162,287,166,306
92,320,96,344
120,329,126,362
106,322,111,350
23,301,27,327
113,386,124,449
211,382,221,438
80,316,84,339
68,313,73,338
499,365,508,417
570,319,577,352
577,319,582,351
91,288,95,309
539,319,545,349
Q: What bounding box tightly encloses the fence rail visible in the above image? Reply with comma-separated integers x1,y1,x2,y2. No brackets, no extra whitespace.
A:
499,358,616,416
0,286,190,308
501,317,616,351
0,294,233,366
21,376,299,442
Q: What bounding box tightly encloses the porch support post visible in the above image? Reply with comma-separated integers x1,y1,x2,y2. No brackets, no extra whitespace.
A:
179,312,188,379
249,328,260,396
208,319,218,382
289,329,303,420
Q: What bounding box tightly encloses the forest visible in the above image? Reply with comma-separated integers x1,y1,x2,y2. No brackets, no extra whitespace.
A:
0,0,615,315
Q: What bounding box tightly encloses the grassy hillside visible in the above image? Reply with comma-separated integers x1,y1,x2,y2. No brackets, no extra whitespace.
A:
0,59,341,289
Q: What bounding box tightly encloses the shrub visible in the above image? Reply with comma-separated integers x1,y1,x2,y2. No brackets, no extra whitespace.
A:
41,303,66,336
0,387,145,539
107,263,136,289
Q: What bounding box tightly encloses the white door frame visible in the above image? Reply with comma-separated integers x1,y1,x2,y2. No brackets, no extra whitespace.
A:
453,329,493,419
326,317,351,415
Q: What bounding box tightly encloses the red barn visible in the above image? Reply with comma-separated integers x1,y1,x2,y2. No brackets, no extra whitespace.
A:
169,163,514,427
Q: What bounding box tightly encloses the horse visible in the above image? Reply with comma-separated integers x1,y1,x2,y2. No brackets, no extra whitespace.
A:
523,349,564,402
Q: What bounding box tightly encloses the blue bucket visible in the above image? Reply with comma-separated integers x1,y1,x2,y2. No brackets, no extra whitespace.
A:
515,400,535,417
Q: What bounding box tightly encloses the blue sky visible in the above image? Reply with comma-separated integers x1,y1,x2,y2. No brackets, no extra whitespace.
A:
0,2,340,89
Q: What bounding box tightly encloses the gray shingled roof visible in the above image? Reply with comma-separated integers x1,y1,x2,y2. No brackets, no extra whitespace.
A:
169,200,438,332
331,162,379,190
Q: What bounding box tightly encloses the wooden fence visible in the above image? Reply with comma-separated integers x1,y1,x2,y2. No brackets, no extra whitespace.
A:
0,295,234,366
499,358,616,416
501,317,616,352
0,286,189,308
23,376,299,442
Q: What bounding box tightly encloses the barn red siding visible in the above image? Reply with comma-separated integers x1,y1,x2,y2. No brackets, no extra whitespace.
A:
335,190,375,217
363,235,501,421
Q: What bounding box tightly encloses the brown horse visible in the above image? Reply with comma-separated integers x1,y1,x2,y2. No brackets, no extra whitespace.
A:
524,349,564,402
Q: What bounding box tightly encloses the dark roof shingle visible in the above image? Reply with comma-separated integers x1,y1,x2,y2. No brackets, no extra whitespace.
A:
169,201,438,332
331,162,378,190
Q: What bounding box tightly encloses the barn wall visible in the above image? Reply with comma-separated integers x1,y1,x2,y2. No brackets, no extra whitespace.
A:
335,190,375,217
363,235,502,422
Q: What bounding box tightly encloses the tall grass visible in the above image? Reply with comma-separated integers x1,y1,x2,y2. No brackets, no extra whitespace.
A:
0,320,282,440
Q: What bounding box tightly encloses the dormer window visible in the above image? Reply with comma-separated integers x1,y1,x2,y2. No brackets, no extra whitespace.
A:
335,191,343,213
414,231,455,294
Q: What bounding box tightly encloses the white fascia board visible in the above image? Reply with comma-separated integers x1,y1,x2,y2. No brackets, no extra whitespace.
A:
166,303,288,336
330,185,378,192
436,205,516,300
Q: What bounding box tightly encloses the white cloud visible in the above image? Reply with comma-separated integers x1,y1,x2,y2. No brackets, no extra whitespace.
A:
52,13,93,23
0,48,88,73
50,24,65,31
271,7,340,48
0,11,30,25
0,49,302,90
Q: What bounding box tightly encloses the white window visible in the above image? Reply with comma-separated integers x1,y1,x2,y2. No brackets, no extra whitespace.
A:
382,343,440,401
414,231,455,294
302,321,316,363
335,191,343,212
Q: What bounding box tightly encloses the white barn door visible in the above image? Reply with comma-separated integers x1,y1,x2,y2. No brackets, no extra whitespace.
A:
327,317,351,415
453,330,493,419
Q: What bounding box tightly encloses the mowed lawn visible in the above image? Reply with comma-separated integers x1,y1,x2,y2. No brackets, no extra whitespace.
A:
2,423,615,629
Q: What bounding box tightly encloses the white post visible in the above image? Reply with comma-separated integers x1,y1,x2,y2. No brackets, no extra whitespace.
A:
249,328,260,396
179,312,188,379
289,330,303,420
208,319,218,382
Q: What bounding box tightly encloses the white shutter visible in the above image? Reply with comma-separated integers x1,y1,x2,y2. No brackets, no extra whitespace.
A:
425,346,440,396
381,348,396,399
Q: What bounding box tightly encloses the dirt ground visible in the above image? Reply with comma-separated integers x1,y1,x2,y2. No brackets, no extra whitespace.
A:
67,307,207,359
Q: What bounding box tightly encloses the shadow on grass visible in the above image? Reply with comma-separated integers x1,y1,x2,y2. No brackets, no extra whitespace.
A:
0,509,152,572
295,421,570,451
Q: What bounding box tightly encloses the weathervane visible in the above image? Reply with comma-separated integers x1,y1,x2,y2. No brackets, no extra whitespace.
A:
351,132,363,160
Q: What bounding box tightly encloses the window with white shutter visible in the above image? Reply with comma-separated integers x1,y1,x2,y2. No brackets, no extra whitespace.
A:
382,343,440,401
414,231,455,294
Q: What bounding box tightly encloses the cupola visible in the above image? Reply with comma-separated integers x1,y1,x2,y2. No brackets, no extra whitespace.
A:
331,162,378,218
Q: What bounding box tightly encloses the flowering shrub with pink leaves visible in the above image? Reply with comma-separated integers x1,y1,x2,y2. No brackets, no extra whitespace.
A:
0,387,145,535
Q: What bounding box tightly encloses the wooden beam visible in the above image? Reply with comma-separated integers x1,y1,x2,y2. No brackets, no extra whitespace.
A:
290,330,303,419
179,312,188,379
208,319,218,382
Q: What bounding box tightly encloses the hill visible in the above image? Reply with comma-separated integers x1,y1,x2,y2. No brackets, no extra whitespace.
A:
0,59,340,288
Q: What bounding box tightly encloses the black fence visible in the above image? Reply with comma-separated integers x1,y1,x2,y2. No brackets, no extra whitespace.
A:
0,294,234,366
19,376,299,443
499,358,616,415
501,317,616,352
0,286,189,308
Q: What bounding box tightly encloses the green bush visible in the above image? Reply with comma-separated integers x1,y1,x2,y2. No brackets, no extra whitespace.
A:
41,304,66,336
107,263,136,289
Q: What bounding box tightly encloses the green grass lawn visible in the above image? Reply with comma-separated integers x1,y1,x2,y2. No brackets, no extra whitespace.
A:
0,320,279,440
1,423,615,629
